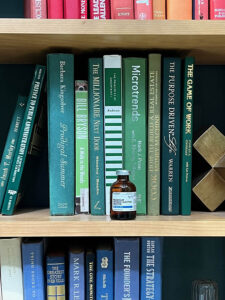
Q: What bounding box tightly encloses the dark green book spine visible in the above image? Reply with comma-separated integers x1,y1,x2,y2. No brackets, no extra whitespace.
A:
181,57,195,215
88,58,105,215
161,58,181,215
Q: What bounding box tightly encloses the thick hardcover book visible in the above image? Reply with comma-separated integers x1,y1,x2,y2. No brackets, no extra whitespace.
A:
0,238,23,300
0,96,27,210
181,57,195,215
88,59,105,215
114,238,140,300
86,250,96,300
47,0,63,18
153,0,166,19
2,65,46,215
111,0,134,19
75,80,89,214
22,238,45,300
47,54,75,216
123,57,147,215
64,0,80,18
80,0,88,18
90,0,110,19
167,0,192,19
210,0,225,19
103,55,123,215
24,0,47,18
141,237,163,300
134,0,153,19
193,0,208,19
69,248,85,300
148,54,161,216
161,57,181,215
96,244,113,300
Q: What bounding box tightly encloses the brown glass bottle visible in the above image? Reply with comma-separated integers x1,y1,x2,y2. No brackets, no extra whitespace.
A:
110,170,136,220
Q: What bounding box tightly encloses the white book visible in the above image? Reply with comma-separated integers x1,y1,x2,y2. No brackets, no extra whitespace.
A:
0,238,23,300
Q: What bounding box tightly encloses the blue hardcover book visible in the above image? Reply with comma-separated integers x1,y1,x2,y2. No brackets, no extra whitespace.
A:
47,54,75,215
0,95,27,210
141,237,163,300
114,238,140,300
86,250,96,300
96,244,113,300
22,238,45,300
69,247,85,300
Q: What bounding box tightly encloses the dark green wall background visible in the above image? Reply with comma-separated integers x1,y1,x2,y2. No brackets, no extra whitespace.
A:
0,0,24,18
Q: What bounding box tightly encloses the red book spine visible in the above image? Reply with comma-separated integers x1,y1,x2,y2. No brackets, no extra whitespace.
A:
90,0,111,19
81,0,88,18
64,0,80,19
48,0,63,18
134,0,153,19
111,0,134,19
210,0,225,19
25,0,47,18
194,0,208,19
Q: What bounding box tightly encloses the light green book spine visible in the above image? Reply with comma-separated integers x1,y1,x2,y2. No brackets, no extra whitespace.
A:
75,80,89,214
103,55,123,215
148,54,161,216
123,58,147,215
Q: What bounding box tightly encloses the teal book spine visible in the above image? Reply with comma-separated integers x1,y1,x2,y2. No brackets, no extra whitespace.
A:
88,58,105,215
181,57,195,215
0,96,27,210
47,54,75,216
2,65,46,215
123,57,147,215
161,58,181,215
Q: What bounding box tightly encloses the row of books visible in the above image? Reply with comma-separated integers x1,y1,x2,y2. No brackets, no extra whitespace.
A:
0,237,163,300
24,0,225,20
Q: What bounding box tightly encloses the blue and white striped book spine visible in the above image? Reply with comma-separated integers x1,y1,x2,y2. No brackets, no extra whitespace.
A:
96,248,113,300
22,239,45,300
69,250,85,300
141,237,163,300
114,238,140,300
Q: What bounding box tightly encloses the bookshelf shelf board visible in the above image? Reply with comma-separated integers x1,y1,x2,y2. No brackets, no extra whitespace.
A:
0,209,225,237
0,19,225,64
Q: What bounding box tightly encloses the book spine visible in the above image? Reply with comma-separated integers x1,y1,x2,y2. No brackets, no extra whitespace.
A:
194,0,208,19
46,256,66,299
81,0,88,18
0,96,27,210
90,0,111,19
75,80,89,214
47,54,75,216
161,58,181,215
111,0,134,19
114,238,140,300
210,0,225,19
123,58,147,215
96,249,113,300
30,0,47,18
0,238,24,300
148,54,161,216
141,238,163,300
47,0,63,18
181,57,195,215
22,240,45,300
86,251,96,300
2,65,46,215
103,55,123,215
167,0,192,19
88,59,105,215
64,0,80,18
69,251,85,300
153,0,166,19
134,0,153,19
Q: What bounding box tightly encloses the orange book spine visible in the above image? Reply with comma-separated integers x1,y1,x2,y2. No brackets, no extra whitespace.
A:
153,0,166,19
167,0,192,19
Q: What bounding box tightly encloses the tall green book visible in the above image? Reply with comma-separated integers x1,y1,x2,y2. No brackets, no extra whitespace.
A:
148,54,162,216
181,57,195,215
75,80,89,214
123,57,147,215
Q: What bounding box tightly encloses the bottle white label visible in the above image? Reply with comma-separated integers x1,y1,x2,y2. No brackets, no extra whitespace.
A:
112,192,136,212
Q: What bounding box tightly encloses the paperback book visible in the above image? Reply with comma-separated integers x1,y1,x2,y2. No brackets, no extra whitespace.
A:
90,0,110,19
24,0,47,18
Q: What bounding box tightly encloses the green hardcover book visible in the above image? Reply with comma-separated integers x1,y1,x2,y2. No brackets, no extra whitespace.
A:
181,57,195,215
75,80,89,214
123,57,147,215
148,54,162,216
103,55,123,216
